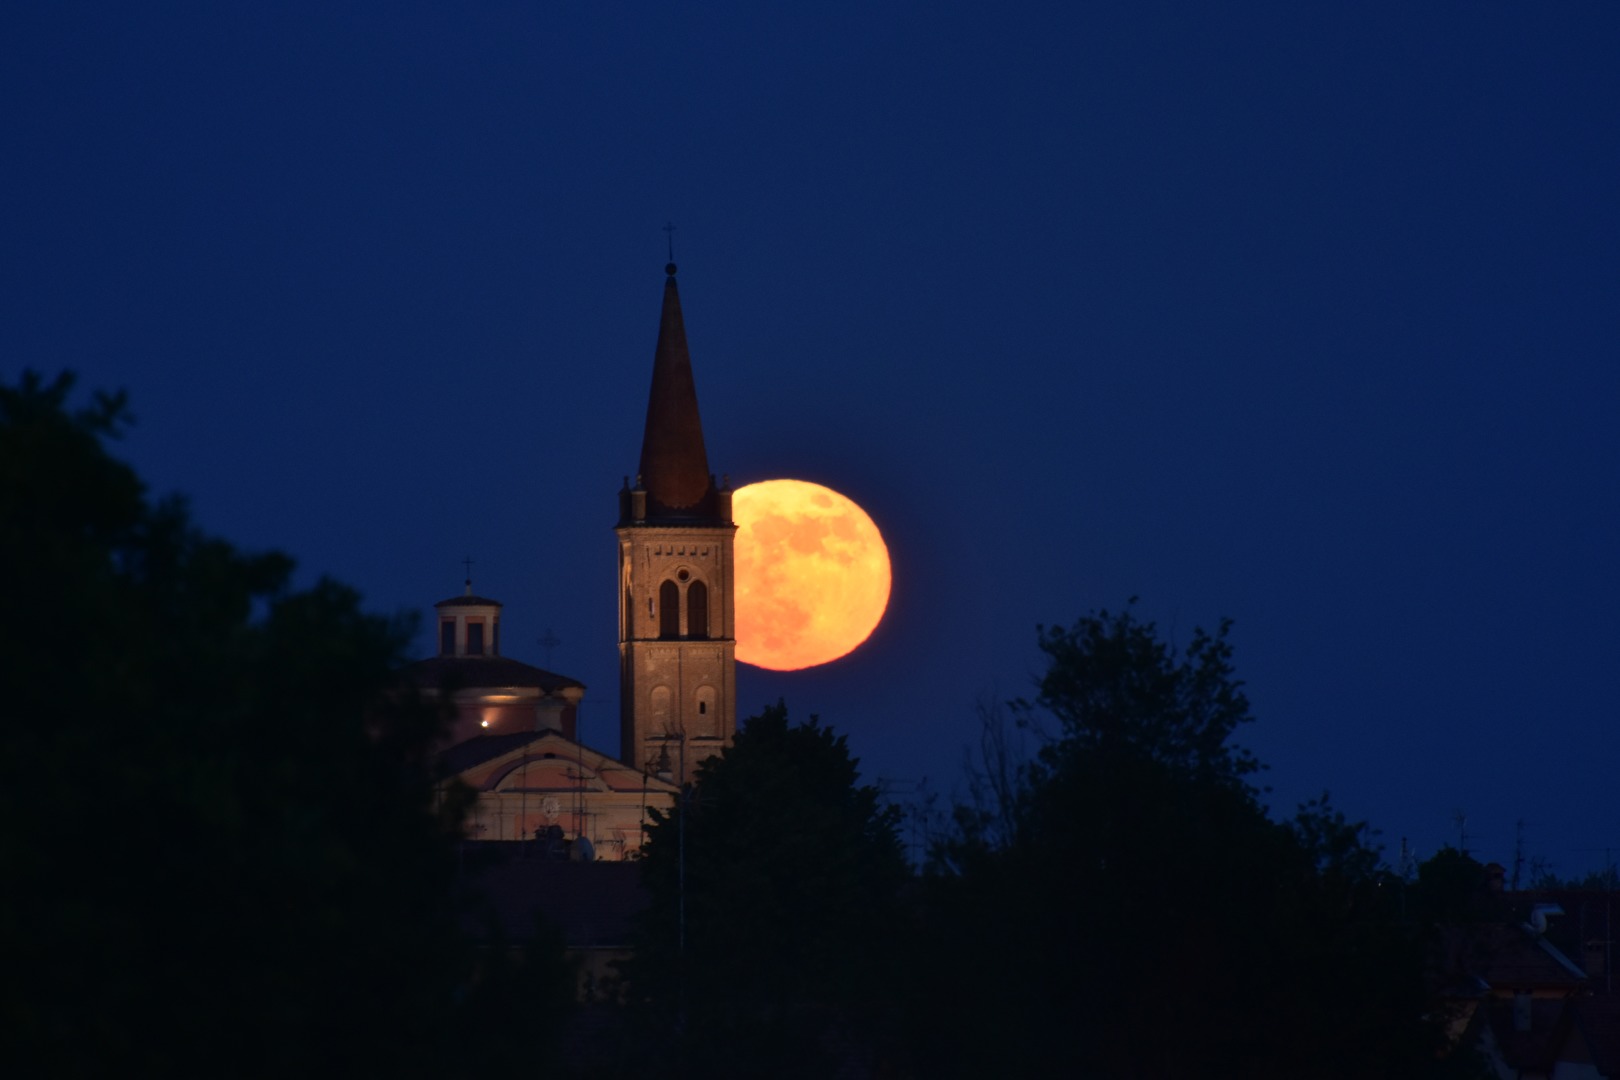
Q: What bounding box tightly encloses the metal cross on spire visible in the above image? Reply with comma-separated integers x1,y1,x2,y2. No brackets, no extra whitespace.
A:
663,221,677,263
462,555,474,593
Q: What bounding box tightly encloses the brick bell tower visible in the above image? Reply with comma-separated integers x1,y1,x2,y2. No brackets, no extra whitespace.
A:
617,260,736,785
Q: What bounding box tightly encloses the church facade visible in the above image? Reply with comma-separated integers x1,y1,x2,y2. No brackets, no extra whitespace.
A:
423,261,737,857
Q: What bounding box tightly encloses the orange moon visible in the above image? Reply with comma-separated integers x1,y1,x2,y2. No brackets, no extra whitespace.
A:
732,479,891,671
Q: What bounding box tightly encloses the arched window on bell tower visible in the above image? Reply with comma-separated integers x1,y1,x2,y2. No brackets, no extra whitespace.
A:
688,580,708,639
659,579,680,639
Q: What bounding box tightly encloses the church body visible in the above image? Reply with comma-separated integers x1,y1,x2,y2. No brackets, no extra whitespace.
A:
416,263,737,858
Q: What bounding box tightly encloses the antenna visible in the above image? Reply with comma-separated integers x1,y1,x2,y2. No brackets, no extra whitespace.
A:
520,746,529,855
663,221,677,263
539,628,560,668
1453,809,1470,855
575,718,586,847
1513,819,1527,890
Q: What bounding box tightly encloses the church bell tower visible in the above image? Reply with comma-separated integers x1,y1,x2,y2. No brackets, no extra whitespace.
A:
617,262,736,785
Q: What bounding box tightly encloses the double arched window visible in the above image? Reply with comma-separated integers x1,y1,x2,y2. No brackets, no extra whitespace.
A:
656,574,710,640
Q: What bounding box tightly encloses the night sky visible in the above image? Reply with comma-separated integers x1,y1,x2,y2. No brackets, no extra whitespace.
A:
5,4,1616,876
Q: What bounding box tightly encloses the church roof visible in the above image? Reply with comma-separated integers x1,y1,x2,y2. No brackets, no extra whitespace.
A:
400,655,583,695
438,730,548,775
635,263,719,521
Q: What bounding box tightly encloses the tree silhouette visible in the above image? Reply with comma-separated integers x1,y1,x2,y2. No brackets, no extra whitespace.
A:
916,605,1455,1077
624,702,908,1078
0,372,477,1076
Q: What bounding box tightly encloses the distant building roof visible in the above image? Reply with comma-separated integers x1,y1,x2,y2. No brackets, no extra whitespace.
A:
1440,923,1589,991
438,731,551,776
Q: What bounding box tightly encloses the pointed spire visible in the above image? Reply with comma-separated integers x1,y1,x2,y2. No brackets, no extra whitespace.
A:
636,262,718,520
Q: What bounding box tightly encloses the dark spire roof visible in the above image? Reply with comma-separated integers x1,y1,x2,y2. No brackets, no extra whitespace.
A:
635,263,719,521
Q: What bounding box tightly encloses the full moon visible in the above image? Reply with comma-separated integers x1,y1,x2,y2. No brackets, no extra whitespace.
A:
732,479,891,671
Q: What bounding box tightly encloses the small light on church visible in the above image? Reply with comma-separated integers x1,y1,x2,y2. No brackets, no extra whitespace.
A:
480,719,490,728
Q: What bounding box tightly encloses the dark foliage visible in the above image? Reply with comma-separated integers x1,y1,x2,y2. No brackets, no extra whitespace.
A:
915,605,1458,1078
1028,606,1262,788
0,372,549,1076
452,916,577,1076
623,703,908,1078
1414,847,1509,926
1530,861,1620,892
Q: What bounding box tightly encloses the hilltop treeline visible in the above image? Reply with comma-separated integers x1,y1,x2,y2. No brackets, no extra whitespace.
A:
623,615,1484,1078
2,373,1485,1078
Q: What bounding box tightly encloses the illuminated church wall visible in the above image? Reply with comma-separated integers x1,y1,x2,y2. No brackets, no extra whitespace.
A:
450,735,677,860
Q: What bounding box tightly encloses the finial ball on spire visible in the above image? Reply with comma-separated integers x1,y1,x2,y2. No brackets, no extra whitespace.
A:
665,262,678,277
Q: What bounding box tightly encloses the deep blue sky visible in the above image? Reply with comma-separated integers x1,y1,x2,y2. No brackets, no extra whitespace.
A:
5,3,1616,876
